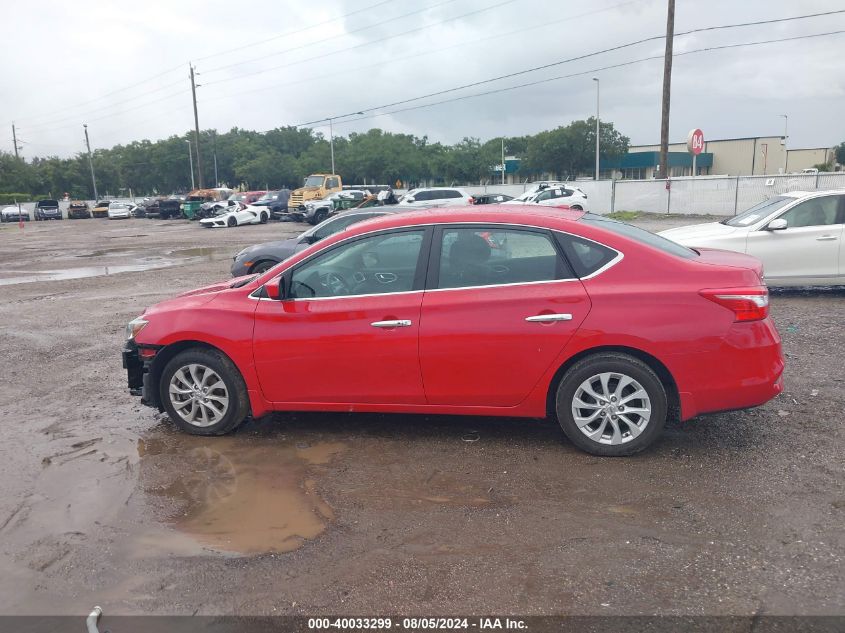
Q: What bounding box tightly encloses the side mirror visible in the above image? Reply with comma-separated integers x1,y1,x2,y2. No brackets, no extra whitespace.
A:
263,274,288,300
766,218,788,231
404,197,415,203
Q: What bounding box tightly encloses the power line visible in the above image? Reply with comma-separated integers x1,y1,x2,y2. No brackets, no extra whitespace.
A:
323,30,845,127
199,0,642,104
194,0,400,62
202,0,518,86
293,8,845,127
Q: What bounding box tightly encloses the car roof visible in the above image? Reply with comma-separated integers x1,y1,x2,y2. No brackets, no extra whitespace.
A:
779,190,844,199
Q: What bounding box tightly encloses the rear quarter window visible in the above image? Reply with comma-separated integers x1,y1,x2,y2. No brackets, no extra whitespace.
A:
580,214,697,259
554,232,618,278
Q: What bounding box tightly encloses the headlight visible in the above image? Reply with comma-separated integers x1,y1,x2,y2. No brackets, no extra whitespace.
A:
126,316,149,340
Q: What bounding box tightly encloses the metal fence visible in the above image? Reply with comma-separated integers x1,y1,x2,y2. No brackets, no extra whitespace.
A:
463,172,845,216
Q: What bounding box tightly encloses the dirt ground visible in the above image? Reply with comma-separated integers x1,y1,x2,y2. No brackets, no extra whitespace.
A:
0,214,842,617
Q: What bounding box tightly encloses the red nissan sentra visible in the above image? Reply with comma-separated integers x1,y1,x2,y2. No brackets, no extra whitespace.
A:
123,207,784,456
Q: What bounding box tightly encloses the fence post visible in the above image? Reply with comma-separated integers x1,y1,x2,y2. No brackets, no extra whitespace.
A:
733,176,740,215
666,180,671,214
815,171,820,189
610,178,616,215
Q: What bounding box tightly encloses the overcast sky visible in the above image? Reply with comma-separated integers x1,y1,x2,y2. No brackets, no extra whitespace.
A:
5,0,845,159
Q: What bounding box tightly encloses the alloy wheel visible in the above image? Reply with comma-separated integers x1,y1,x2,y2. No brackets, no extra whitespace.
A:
571,372,652,445
168,363,230,427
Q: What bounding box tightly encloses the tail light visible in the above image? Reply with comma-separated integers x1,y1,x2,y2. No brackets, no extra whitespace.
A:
700,287,769,322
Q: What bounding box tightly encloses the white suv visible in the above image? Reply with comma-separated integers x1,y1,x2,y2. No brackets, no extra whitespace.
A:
504,183,589,211
398,187,474,208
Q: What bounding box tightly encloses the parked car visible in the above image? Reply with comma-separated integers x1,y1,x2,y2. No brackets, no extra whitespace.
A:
230,191,267,206
130,203,146,218
250,190,291,221
107,202,132,220
659,190,845,287
182,188,234,220
34,199,62,220
299,190,371,225
473,193,514,205
123,206,783,456
67,201,91,219
231,209,398,276
145,198,182,219
199,203,270,228
397,187,474,208
92,200,111,218
503,183,589,211
0,206,30,222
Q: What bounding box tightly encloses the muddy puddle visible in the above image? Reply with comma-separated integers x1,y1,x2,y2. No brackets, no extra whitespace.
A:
137,433,346,555
0,247,232,286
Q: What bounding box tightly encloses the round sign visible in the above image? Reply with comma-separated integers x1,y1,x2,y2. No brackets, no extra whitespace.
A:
687,128,704,155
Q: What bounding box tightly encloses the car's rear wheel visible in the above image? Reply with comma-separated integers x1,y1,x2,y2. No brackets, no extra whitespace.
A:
160,348,249,436
250,260,277,274
555,352,667,456
227,217,237,228
259,211,268,224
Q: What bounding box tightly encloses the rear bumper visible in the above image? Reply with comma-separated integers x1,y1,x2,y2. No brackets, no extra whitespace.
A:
675,318,785,420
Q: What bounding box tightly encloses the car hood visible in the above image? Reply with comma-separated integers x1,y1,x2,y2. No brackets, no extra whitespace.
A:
239,238,299,260
659,222,741,244
144,278,243,315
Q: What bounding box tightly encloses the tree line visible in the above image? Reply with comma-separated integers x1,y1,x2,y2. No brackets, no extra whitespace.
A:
0,119,630,200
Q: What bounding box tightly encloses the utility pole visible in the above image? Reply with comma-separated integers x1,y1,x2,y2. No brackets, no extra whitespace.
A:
501,138,506,185
593,77,600,180
779,114,788,174
189,64,204,188
657,0,675,180
12,123,20,159
185,140,195,189
83,124,99,201
212,130,219,187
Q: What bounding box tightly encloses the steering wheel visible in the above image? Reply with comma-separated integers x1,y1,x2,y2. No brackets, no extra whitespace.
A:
320,271,351,296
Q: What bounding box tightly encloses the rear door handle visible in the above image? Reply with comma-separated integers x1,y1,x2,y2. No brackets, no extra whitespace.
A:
525,313,573,323
371,319,412,328
816,236,838,241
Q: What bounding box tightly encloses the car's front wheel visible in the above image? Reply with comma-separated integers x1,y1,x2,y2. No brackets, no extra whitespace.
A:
250,260,278,274
555,352,667,456
159,348,250,436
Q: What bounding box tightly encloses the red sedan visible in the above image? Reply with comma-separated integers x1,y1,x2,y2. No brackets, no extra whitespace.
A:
123,207,784,456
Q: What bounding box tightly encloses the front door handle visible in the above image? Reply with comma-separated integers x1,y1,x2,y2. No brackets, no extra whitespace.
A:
371,319,412,328
816,235,838,241
525,313,573,323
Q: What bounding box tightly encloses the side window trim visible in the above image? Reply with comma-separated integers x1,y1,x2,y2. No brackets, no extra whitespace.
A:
424,224,577,291
285,226,433,301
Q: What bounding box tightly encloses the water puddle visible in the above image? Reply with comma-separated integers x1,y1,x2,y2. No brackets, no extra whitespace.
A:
0,262,175,286
137,433,345,555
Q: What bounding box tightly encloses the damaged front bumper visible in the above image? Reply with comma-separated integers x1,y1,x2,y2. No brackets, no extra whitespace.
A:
122,340,160,408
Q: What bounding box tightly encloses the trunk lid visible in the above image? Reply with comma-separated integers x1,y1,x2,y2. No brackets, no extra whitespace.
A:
694,247,764,281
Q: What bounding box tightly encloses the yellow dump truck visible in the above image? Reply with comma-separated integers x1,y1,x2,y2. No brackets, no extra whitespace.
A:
287,174,342,214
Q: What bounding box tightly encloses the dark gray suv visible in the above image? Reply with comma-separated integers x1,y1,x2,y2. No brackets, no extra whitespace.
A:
34,199,62,220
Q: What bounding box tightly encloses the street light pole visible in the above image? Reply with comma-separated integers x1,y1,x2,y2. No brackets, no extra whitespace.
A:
329,118,335,175
779,114,788,174
501,138,506,185
186,140,195,189
593,77,600,180
83,124,99,201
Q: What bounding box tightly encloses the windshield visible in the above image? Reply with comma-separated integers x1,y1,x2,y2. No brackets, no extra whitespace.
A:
581,214,697,259
302,212,386,241
512,191,536,202
229,193,246,202
723,196,794,227
257,192,276,201
304,176,325,188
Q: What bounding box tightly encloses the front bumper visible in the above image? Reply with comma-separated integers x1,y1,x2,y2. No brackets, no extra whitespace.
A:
122,340,158,407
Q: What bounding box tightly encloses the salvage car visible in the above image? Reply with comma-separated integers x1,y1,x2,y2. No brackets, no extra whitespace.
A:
107,202,132,220
231,209,398,276
34,199,62,220
0,205,31,222
473,193,514,205
199,203,270,228
298,190,371,225
397,187,474,208
123,206,783,456
145,198,182,219
67,201,91,219
660,190,845,287
248,189,291,221
92,200,111,218
504,183,588,211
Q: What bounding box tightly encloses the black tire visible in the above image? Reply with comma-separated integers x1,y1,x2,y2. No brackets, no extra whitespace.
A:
310,209,328,226
159,348,250,436
250,260,278,274
227,216,237,228
554,352,667,456
259,211,268,224
571,205,583,211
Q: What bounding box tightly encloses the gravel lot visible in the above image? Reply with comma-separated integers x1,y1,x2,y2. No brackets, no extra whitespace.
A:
0,214,842,617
